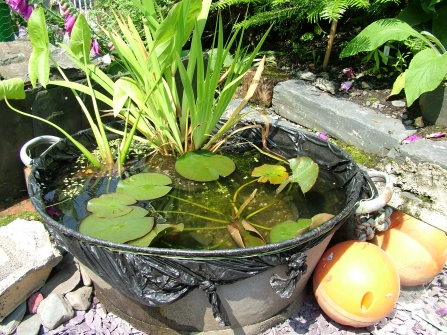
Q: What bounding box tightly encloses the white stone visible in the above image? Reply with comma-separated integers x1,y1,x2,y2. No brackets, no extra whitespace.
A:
0,220,62,321
16,313,41,335
65,286,93,311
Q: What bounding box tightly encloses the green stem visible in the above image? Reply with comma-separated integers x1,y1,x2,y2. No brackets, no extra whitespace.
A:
245,197,283,220
5,99,101,168
420,31,447,54
232,179,257,206
182,226,228,231
168,195,226,216
157,210,229,224
249,222,272,231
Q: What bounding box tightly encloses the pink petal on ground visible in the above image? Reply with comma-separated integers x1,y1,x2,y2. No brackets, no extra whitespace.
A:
402,135,422,144
317,132,329,140
426,132,446,139
340,81,353,91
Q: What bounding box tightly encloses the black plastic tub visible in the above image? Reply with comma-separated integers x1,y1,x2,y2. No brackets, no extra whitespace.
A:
27,121,375,334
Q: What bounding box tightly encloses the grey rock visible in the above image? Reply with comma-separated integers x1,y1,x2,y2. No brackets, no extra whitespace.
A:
65,286,93,311
78,263,92,286
37,293,74,330
362,81,372,89
0,220,61,321
296,71,316,81
392,100,406,107
39,254,80,298
314,77,336,94
0,302,26,335
16,314,41,335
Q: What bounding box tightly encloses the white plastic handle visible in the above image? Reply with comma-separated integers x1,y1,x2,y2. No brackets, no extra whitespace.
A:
355,170,393,214
20,135,61,167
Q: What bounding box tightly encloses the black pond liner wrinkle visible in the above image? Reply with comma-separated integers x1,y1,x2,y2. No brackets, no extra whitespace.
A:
27,120,377,326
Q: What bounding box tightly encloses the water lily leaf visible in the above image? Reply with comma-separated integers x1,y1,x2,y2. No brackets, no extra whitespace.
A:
175,150,236,182
251,164,289,184
78,206,153,243
269,218,312,243
276,157,319,194
227,224,245,248
116,173,172,200
87,193,137,218
310,213,334,230
127,223,184,247
241,220,266,247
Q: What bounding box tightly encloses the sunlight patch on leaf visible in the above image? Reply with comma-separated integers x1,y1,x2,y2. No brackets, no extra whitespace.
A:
251,164,289,185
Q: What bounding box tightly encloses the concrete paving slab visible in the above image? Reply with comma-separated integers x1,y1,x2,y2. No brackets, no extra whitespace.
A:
272,80,416,156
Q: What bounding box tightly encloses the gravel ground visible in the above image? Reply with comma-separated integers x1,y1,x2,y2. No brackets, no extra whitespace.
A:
39,266,447,335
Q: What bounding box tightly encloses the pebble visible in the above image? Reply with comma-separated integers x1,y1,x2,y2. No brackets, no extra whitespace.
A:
37,293,74,330
28,292,44,314
392,100,406,107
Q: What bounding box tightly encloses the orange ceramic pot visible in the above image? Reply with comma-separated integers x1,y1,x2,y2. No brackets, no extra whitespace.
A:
313,241,400,328
373,211,447,286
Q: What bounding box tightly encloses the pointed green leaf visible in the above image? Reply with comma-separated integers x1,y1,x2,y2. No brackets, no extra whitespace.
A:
87,193,136,218
28,8,50,88
251,164,289,185
175,150,236,182
269,219,312,244
0,78,26,101
113,77,146,117
127,222,184,247
78,206,153,243
70,14,91,58
116,173,172,200
388,72,405,98
340,19,422,58
405,49,447,106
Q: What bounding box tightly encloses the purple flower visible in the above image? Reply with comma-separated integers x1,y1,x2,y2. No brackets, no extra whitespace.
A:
402,135,422,144
316,132,329,140
64,14,76,36
91,39,100,56
340,81,353,91
344,68,354,78
108,41,115,51
436,307,447,317
7,0,33,20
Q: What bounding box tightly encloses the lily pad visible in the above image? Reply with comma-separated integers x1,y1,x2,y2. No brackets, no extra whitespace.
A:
127,223,184,247
310,213,334,230
269,218,312,244
78,206,153,243
276,156,319,194
251,164,289,184
87,193,136,218
175,150,236,182
116,173,172,200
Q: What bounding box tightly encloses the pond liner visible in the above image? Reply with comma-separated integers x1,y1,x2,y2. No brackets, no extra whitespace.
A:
27,120,376,327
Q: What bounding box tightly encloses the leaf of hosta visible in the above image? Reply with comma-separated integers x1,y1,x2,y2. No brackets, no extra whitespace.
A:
0,78,26,101
127,223,184,247
175,150,235,182
340,19,422,58
70,14,91,59
405,49,447,106
28,8,50,88
78,206,152,243
269,219,312,244
87,193,136,218
251,164,289,185
116,173,172,200
310,213,334,230
388,72,405,98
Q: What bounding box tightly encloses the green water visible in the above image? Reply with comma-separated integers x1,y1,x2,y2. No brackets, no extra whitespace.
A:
43,150,346,250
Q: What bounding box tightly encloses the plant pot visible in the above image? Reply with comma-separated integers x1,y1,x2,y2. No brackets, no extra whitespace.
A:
419,83,447,127
25,121,377,334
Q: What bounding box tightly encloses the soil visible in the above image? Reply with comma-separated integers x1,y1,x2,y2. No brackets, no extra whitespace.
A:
262,23,447,143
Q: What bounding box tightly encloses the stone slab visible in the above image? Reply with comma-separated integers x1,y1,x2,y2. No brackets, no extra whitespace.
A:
389,139,447,170
272,80,416,156
0,220,62,321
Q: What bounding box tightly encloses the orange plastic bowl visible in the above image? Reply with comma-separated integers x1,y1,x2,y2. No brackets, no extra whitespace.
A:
313,241,400,328
373,211,447,286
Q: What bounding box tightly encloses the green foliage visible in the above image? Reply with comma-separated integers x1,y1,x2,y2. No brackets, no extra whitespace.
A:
341,18,447,106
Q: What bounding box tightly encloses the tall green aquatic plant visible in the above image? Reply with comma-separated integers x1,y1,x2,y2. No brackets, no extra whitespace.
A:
0,0,270,179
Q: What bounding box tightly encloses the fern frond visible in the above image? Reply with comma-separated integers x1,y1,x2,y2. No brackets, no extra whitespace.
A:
211,0,261,11
233,5,305,29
